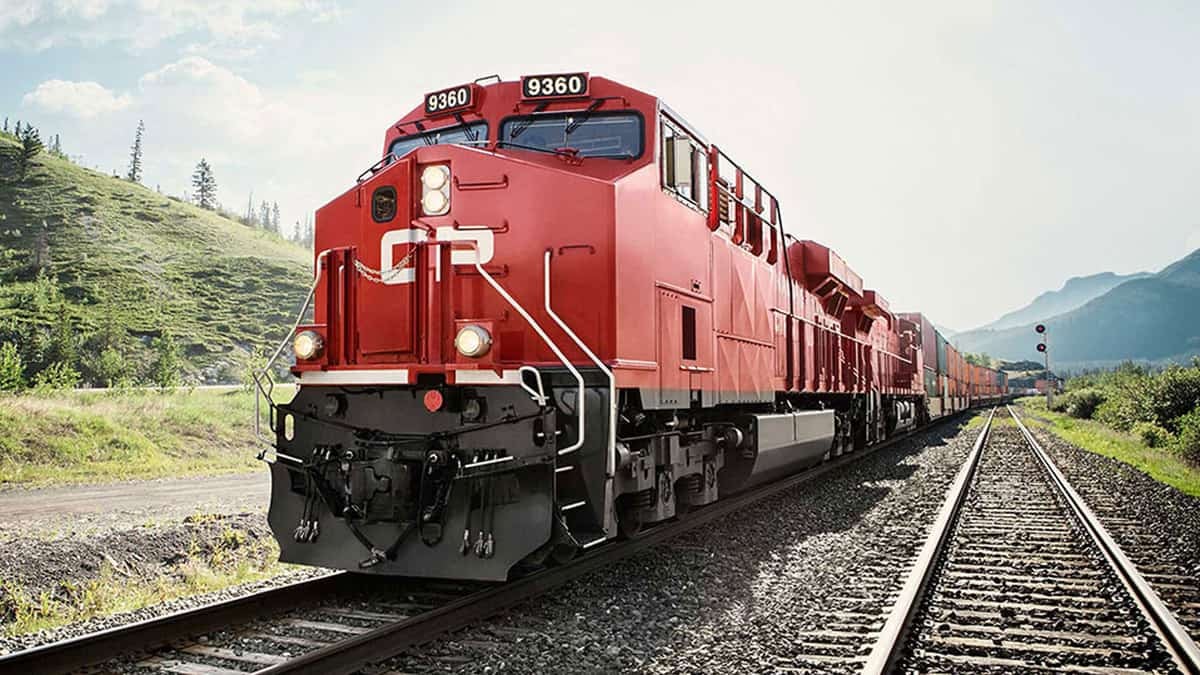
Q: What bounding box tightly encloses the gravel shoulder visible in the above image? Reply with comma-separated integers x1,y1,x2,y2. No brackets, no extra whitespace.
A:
0,470,317,655
0,472,269,542
383,416,982,674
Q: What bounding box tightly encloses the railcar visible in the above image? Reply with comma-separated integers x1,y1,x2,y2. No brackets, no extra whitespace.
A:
256,73,1007,581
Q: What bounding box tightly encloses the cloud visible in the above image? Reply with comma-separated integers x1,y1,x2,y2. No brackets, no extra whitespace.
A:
0,0,340,54
21,79,133,118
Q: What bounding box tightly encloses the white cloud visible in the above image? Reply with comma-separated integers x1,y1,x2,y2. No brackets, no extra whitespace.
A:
21,79,133,118
0,0,340,53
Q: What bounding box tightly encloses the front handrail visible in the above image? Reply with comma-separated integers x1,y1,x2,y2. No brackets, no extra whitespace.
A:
467,249,587,456
253,250,329,453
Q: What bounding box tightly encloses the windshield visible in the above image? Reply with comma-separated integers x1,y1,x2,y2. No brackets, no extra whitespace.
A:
388,122,488,159
500,112,642,158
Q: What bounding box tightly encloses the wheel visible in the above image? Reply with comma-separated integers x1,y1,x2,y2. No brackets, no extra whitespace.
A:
617,504,644,538
548,541,578,565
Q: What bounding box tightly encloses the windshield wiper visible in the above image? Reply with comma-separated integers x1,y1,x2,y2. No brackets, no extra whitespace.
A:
495,141,582,160
565,99,605,135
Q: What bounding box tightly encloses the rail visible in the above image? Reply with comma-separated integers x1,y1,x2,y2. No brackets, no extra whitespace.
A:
1009,406,1200,673
861,407,995,674
863,406,1200,674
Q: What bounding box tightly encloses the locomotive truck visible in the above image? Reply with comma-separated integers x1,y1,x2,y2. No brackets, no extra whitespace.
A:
256,73,1006,581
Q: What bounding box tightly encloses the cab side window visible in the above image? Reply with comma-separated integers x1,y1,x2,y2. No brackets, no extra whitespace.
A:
661,118,708,212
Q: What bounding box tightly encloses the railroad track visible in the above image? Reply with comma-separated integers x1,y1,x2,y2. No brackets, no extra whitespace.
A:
865,406,1200,674
0,415,965,675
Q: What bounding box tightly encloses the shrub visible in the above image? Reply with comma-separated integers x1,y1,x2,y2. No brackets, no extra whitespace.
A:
1132,421,1173,448
0,342,23,392
32,361,80,391
1066,388,1105,419
1151,366,1200,432
1049,395,1070,413
1176,409,1200,465
1094,373,1155,431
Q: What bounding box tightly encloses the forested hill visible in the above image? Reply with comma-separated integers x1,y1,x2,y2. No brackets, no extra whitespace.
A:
975,271,1150,332
0,132,312,387
954,248,1200,370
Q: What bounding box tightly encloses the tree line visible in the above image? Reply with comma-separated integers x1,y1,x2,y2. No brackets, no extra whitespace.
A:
0,273,183,392
6,117,312,246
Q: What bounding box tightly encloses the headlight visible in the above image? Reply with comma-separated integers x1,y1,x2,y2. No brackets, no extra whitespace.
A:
420,164,450,215
421,165,449,190
422,189,449,215
455,325,492,358
293,330,324,360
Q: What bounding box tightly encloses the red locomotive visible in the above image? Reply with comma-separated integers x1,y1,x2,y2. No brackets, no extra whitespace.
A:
257,73,1007,580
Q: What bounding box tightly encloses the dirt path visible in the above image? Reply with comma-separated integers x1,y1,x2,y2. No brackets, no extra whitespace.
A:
0,472,270,541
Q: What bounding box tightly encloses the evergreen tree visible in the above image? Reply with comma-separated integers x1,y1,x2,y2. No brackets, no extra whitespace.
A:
2,117,7,134
18,125,43,180
150,330,182,389
127,120,145,183
272,202,281,234
259,200,271,231
245,191,255,226
0,343,23,392
52,133,62,157
12,121,20,137
191,158,217,209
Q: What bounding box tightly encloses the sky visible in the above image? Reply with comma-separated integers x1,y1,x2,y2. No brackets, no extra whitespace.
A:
1,0,1198,330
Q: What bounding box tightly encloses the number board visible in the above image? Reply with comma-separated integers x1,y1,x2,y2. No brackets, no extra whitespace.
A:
424,84,475,115
521,72,589,100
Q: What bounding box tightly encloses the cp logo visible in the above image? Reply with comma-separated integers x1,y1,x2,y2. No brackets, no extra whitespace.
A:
379,226,494,285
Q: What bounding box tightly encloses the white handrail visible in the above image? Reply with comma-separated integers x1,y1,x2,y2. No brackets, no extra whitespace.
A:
471,256,587,456
254,249,330,448
543,251,616,477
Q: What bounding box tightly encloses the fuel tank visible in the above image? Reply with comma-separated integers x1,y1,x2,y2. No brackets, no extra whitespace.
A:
718,410,835,494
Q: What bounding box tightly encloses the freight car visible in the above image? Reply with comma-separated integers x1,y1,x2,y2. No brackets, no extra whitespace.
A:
255,73,1007,581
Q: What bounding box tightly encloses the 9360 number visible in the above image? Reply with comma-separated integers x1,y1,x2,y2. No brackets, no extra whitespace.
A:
521,72,588,99
425,85,472,114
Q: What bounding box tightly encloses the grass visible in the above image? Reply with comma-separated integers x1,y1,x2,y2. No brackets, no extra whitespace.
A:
0,133,312,381
1018,398,1200,498
0,523,291,636
0,386,293,486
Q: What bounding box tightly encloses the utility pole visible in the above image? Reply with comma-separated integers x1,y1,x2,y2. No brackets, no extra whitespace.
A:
1036,324,1051,408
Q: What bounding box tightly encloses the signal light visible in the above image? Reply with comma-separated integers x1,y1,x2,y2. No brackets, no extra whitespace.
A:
1037,343,1047,353
1035,324,1046,334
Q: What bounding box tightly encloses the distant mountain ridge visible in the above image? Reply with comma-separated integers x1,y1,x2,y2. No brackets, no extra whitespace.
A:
978,271,1150,332
953,249,1200,370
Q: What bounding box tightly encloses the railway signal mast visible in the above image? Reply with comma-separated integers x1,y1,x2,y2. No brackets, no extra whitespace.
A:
1035,324,1051,407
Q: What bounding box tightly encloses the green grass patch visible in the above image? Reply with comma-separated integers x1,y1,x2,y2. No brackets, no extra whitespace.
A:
0,525,291,636
0,386,293,486
1019,399,1200,497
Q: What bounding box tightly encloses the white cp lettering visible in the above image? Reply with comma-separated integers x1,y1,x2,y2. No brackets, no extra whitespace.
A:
379,227,495,286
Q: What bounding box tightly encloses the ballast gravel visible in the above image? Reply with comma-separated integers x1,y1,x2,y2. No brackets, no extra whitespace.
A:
1019,406,1200,640
382,417,984,674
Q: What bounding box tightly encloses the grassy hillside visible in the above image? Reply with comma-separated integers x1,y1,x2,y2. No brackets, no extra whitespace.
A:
0,133,311,385
954,249,1200,370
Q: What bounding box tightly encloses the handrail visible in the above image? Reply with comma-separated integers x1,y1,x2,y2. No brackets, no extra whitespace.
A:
543,250,616,474
253,249,330,451
469,252,586,456
544,249,618,536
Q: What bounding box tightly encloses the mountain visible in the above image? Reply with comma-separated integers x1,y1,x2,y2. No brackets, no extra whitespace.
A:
977,271,1150,332
0,133,311,384
953,249,1200,370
